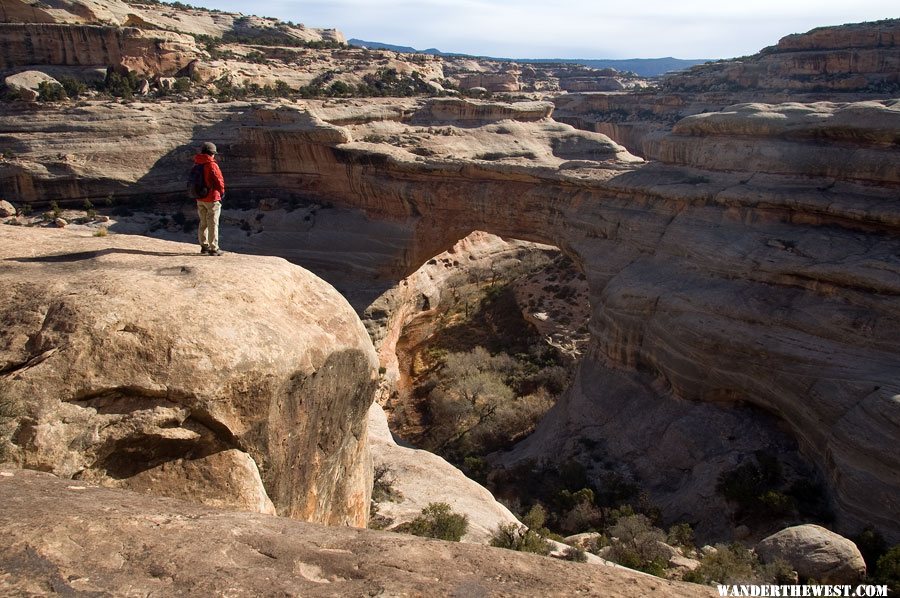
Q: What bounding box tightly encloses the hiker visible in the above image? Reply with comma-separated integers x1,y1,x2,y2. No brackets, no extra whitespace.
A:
191,141,226,256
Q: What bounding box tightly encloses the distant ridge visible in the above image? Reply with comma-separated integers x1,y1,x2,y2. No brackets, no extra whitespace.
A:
348,39,711,77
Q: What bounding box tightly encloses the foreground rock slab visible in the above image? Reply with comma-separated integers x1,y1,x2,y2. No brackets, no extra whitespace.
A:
0,227,378,526
0,468,712,597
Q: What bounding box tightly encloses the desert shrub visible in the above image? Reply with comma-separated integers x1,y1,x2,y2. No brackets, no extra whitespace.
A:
59,77,87,99
395,502,468,542
557,546,588,562
605,514,669,576
172,77,192,93
372,464,402,503
667,522,695,550
93,227,108,237
489,522,552,555
37,81,66,102
716,452,794,520
683,543,781,585
245,51,268,64
102,70,142,98
875,546,900,595
461,455,489,484
854,527,887,571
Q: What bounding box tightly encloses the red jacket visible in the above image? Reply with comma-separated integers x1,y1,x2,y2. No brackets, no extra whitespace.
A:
193,153,225,202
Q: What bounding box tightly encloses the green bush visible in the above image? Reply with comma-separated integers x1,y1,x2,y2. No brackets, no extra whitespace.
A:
59,77,87,99
396,502,468,542
489,522,552,555
102,71,141,98
667,522,695,550
37,81,66,102
173,77,192,93
875,546,900,595
606,514,669,576
683,543,792,585
854,527,887,571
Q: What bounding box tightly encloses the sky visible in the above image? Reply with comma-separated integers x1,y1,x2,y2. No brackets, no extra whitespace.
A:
190,0,898,59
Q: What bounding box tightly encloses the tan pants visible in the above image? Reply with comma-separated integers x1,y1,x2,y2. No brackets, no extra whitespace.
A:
197,200,221,251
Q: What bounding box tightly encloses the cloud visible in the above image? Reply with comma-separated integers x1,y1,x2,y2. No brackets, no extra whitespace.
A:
194,0,899,58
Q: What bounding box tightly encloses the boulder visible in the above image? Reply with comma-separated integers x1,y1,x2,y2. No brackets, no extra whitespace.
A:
756,525,866,583
0,200,15,217
4,70,59,100
0,226,378,526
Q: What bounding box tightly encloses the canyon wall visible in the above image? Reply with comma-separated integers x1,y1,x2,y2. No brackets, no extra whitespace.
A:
1,97,897,539
553,20,900,158
0,23,201,75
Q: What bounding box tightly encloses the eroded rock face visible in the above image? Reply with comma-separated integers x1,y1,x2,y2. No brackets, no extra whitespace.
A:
553,21,900,159
665,20,900,93
756,525,867,583
0,467,710,597
0,226,378,526
1,97,898,542
0,24,201,75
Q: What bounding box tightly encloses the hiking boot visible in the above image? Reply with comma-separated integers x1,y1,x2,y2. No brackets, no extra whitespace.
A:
209,249,225,256
200,246,210,255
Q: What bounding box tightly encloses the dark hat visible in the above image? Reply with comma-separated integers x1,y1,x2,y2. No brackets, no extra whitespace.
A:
201,142,218,155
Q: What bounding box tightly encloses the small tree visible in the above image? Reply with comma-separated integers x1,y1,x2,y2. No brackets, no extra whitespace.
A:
667,522,695,550
606,514,669,575
396,502,468,542
875,546,900,595
489,522,552,555
37,81,66,102
172,77,192,93
683,543,760,585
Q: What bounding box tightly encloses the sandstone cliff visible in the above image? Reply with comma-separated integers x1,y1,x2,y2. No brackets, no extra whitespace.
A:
553,20,900,159
666,19,900,94
0,23,201,75
1,96,897,541
0,226,378,526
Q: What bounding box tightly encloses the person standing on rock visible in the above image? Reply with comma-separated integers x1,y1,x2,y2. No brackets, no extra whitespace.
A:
192,142,226,256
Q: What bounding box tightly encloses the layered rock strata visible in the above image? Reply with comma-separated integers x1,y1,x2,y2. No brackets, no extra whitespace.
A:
0,226,378,526
1,97,898,541
0,24,201,75
554,20,900,157
667,19,900,93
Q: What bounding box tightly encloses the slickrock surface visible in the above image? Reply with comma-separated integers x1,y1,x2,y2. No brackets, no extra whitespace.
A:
0,226,378,526
0,467,713,597
1,96,899,541
367,403,523,543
